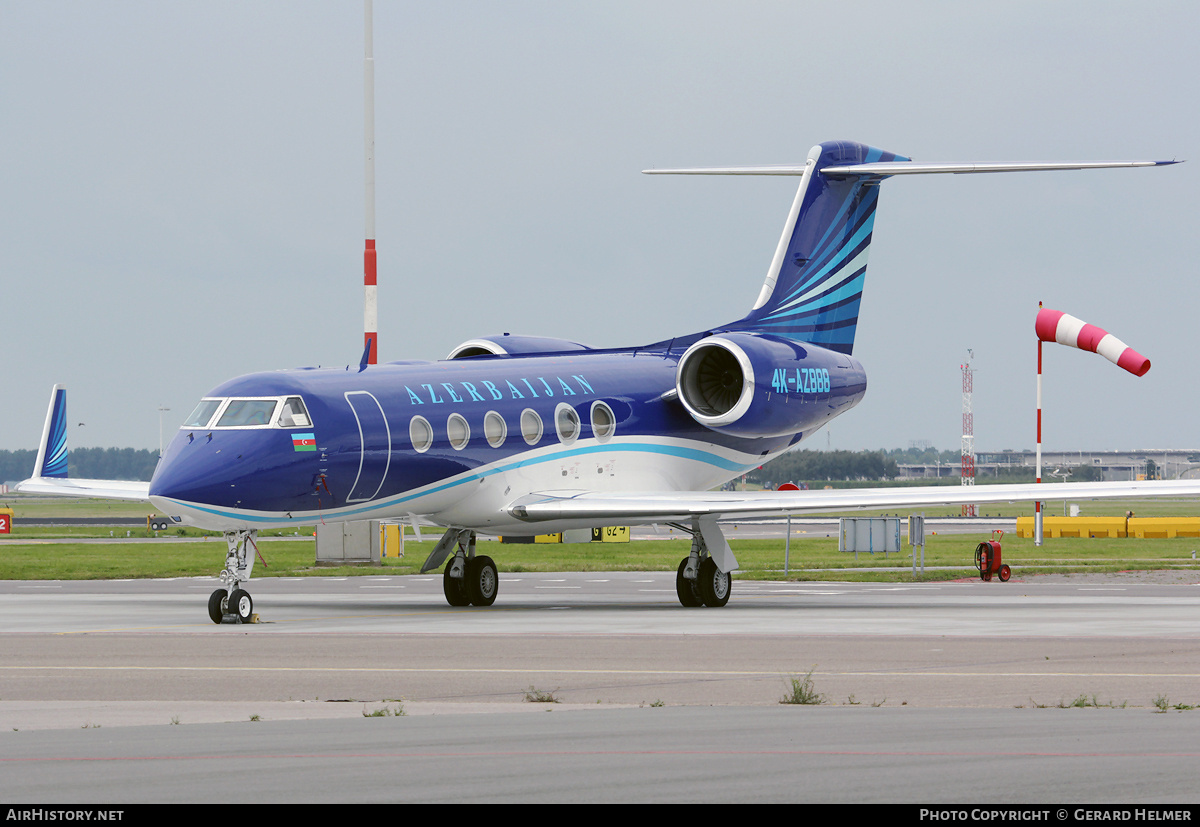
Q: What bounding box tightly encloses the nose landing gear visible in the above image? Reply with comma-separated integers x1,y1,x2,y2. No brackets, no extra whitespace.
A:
208,529,259,623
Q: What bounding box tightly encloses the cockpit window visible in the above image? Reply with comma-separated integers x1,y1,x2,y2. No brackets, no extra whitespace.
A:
183,395,315,431
182,399,222,428
276,396,311,428
216,398,279,428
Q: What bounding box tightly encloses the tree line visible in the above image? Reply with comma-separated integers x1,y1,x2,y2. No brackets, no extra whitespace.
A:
747,450,899,487
0,448,160,484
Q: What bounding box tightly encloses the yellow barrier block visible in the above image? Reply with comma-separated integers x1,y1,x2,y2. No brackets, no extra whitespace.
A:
1016,516,1127,538
1128,518,1200,539
534,533,562,543
1016,516,1200,539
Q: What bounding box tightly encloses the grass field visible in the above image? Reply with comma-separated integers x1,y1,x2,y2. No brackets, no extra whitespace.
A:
2,494,1198,582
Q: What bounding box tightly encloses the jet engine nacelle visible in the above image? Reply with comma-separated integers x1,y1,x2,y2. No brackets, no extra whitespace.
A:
675,332,863,438
446,334,593,360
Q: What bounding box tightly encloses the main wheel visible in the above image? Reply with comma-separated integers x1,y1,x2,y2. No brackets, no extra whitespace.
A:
675,558,703,607
229,588,253,623
207,588,228,624
465,556,498,606
697,557,731,607
443,560,471,606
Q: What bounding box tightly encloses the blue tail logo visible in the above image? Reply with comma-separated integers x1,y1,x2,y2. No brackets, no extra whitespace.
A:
725,141,908,354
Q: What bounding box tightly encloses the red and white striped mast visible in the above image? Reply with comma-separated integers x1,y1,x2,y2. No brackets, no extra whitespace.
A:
363,0,378,365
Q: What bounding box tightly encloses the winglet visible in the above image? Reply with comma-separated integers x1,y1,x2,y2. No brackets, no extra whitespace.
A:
32,384,69,479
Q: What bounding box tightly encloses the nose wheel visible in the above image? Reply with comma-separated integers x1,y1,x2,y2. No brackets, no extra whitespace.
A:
207,587,255,623
208,589,228,624
208,529,259,623
229,588,254,621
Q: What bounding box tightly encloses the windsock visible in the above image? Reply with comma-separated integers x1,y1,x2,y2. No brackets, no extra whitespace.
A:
1035,308,1150,377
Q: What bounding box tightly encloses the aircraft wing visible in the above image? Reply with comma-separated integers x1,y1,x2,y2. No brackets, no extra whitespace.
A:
15,476,151,501
507,479,1200,525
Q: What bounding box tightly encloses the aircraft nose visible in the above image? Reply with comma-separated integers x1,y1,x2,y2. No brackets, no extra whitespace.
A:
149,432,224,506
149,428,323,524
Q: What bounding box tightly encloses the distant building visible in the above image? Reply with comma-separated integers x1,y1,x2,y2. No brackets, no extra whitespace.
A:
897,449,1200,482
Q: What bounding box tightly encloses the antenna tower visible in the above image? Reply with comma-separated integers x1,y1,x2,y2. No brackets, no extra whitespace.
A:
960,350,976,516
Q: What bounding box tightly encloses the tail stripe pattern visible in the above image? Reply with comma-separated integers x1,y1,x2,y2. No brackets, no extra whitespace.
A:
42,386,69,478
727,141,907,355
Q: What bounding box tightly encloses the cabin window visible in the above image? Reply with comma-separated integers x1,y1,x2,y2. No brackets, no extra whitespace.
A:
447,413,470,450
484,411,507,448
521,408,543,445
591,400,616,442
410,416,433,453
555,403,581,446
276,396,311,428
216,398,279,428
183,399,222,429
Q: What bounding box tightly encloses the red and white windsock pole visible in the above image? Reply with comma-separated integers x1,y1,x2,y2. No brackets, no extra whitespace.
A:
1035,312,1045,545
363,0,378,365
1033,304,1151,545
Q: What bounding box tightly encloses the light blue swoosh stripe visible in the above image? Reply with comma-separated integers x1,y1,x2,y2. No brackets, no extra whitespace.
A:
160,440,756,524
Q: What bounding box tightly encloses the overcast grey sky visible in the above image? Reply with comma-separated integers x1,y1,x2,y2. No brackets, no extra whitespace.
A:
2,1,1196,457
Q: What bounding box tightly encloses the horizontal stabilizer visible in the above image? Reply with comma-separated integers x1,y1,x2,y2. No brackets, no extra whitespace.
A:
644,160,1180,178
821,160,1180,178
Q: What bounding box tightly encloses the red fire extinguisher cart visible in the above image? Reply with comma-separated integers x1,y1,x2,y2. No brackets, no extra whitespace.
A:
975,540,1011,582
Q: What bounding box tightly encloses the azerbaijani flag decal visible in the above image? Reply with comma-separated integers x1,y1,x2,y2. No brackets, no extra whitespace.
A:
292,433,317,452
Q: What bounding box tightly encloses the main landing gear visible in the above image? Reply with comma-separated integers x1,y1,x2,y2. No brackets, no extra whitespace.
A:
208,529,258,623
673,519,735,608
420,528,499,608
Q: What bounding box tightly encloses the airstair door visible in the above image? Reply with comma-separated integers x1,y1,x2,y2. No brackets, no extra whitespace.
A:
345,391,391,502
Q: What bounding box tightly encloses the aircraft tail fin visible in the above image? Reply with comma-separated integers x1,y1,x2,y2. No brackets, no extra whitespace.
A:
645,142,1178,355
645,141,907,354
32,384,69,479
724,141,905,354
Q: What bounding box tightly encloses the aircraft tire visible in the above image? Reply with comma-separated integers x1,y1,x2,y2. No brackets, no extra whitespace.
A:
675,558,703,607
697,558,731,607
465,556,498,607
443,561,471,607
230,588,253,623
208,589,228,624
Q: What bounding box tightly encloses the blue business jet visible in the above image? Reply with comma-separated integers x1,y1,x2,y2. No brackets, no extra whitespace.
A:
20,140,1199,621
